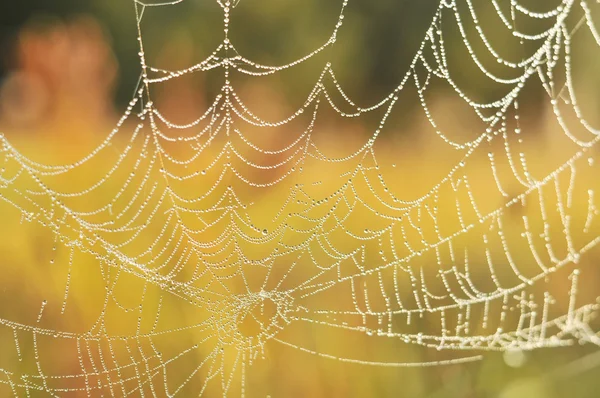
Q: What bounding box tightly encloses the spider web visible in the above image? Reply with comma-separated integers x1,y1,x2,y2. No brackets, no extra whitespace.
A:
0,0,600,396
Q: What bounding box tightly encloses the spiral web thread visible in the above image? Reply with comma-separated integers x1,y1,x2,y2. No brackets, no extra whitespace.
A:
0,0,600,396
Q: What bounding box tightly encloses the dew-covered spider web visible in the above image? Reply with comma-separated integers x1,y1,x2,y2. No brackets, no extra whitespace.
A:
1,0,600,396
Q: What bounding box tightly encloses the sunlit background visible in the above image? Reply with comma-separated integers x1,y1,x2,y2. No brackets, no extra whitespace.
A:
1,0,600,397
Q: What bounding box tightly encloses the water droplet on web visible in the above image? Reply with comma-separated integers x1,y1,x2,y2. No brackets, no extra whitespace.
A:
503,348,526,368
